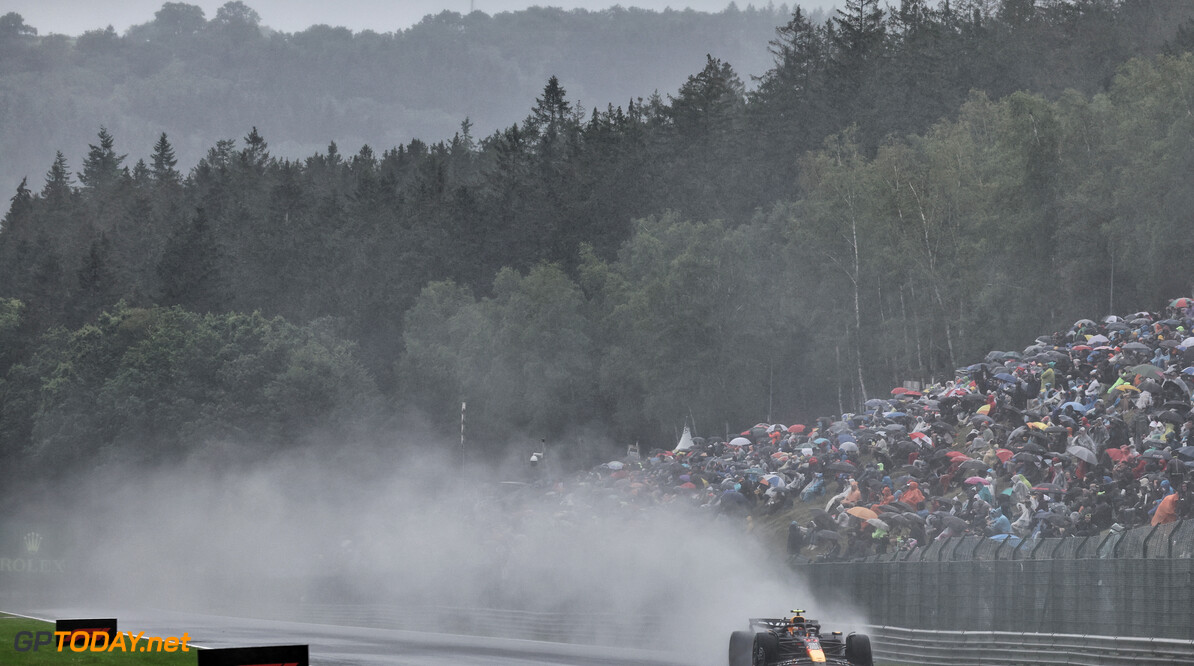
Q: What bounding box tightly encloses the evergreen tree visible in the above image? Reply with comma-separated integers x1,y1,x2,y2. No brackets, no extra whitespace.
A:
42,151,72,201
70,235,117,325
833,0,888,59
157,208,228,313
2,176,32,235
668,55,746,138
151,132,181,186
78,127,127,192
0,178,33,295
527,76,573,149
241,126,269,171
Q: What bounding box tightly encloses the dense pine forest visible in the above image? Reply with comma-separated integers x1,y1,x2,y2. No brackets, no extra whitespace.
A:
4,0,1194,481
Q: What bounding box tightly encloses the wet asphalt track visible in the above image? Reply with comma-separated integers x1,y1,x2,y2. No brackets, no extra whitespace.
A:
9,607,693,666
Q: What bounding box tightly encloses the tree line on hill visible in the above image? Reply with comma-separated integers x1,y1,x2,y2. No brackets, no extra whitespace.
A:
0,1,791,193
3,0,1194,479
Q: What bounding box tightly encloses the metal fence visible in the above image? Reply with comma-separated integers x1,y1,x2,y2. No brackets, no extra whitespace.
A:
796,521,1194,640
864,626,1194,665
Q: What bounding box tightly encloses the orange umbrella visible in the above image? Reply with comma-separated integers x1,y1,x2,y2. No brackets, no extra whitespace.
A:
846,506,879,521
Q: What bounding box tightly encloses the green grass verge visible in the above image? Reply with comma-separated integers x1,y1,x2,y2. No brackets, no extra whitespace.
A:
0,614,193,665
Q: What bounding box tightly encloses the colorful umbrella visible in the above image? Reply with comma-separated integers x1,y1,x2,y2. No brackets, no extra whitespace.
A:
846,506,879,521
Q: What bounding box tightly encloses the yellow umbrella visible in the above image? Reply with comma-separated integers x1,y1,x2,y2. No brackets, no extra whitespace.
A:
1026,422,1047,430
976,404,991,415
1115,384,1140,393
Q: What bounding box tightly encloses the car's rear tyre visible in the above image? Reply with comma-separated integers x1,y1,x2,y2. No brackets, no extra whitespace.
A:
728,630,753,666
845,633,873,666
753,632,778,666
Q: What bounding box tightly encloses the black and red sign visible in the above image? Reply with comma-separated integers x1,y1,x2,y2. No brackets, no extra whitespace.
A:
54,618,117,642
197,644,309,666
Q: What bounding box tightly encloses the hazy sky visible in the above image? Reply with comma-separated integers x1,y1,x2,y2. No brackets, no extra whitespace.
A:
7,1,839,36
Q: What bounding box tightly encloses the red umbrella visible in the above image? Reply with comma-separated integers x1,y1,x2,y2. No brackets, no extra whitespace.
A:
679,482,697,489
945,451,970,460
910,432,930,441
1105,448,1125,462
1071,345,1092,352
788,424,806,434
995,448,1014,463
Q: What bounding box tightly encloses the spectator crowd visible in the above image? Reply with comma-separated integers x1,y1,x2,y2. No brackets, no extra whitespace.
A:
575,299,1194,561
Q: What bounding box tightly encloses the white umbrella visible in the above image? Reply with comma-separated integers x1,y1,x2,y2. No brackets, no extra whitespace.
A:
728,436,751,447
1065,446,1098,465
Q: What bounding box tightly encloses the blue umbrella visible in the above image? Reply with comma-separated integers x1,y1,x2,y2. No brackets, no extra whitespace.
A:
884,411,907,418
989,534,1020,543
1182,367,1194,376
837,433,857,443
1059,401,1088,413
994,372,1017,383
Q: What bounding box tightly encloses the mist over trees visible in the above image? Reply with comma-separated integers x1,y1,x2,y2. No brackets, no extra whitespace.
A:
0,2,792,194
4,0,1194,481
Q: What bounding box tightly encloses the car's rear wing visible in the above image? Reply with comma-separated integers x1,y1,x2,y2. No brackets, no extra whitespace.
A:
748,618,792,628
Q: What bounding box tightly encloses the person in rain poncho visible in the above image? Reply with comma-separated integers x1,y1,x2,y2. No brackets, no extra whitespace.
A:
1151,491,1180,526
876,486,895,506
982,445,1000,470
900,480,925,509
1040,364,1056,396
1010,473,1033,504
1136,388,1154,411
801,473,825,502
976,478,995,504
842,479,862,507
988,507,1013,535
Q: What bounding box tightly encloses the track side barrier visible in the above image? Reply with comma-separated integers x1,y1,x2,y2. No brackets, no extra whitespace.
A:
864,625,1194,665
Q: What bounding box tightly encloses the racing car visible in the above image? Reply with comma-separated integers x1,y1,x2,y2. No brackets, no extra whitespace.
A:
728,610,872,666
